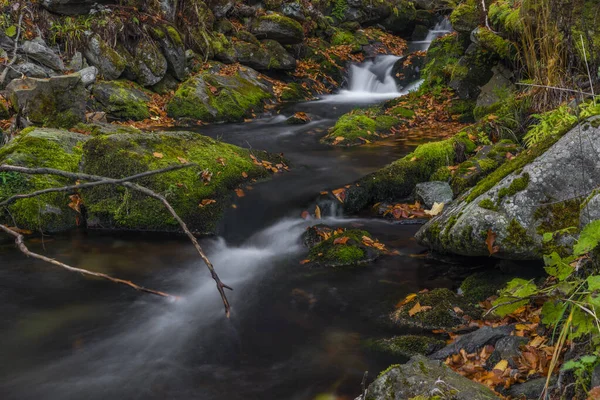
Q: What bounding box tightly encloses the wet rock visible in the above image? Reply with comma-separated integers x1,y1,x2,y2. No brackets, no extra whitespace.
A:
150,25,186,81
129,38,168,87
381,0,417,35
286,112,311,125
281,2,306,21
167,63,273,123
363,355,500,400
391,288,480,331
6,74,86,128
414,181,453,209
78,66,98,87
84,34,126,80
366,335,446,359
250,13,305,45
416,117,600,260
430,325,515,360
21,40,65,71
411,24,430,40
304,227,384,268
90,81,150,121
207,0,235,18
505,377,552,399
0,128,90,232
233,40,296,71
487,335,529,369
449,43,498,100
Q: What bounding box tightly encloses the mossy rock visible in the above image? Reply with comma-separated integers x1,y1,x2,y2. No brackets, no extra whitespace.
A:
471,27,516,61
421,34,467,90
129,37,168,87
91,81,151,121
0,128,90,232
330,29,368,50
459,271,514,303
306,228,383,268
390,288,480,330
250,13,305,45
280,82,309,101
381,0,418,35
365,335,446,359
232,39,296,71
450,0,480,34
340,133,476,214
167,63,273,122
321,109,402,146
81,131,275,234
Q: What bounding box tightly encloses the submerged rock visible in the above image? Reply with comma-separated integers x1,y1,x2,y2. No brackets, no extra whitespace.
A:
6,74,86,128
167,63,273,122
416,117,600,260
363,355,500,400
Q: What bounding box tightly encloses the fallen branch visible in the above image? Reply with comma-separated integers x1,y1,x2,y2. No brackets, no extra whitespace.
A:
0,10,24,86
0,164,233,316
0,224,177,299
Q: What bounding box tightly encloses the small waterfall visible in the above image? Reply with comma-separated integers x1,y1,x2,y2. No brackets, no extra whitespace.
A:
411,18,453,51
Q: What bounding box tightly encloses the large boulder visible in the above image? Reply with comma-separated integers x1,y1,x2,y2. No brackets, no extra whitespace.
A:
6,74,86,128
416,117,600,259
149,25,187,81
128,38,168,87
90,81,150,121
6,62,53,81
21,40,65,71
363,355,500,400
380,0,418,34
250,13,305,45
231,40,296,71
0,128,90,232
449,43,498,100
84,34,126,80
206,0,235,18
392,51,427,90
167,63,273,122
41,0,115,15
81,131,274,234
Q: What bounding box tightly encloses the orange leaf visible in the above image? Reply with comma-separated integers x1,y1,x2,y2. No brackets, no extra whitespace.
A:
300,259,311,265
235,188,245,197
242,171,248,178
198,199,216,208
301,210,310,219
486,229,500,255
333,236,350,245
396,293,417,308
408,302,432,317
315,205,321,220
153,152,164,158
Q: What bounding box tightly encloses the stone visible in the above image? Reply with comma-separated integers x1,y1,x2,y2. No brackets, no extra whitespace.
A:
233,39,296,71
415,181,453,209
366,335,446,359
281,2,306,21
167,63,273,123
449,43,498,100
7,62,52,80
381,0,417,34
412,24,430,40
392,52,427,90
416,117,600,259
6,74,86,128
250,13,305,45
431,325,516,360
68,51,84,71
84,34,126,80
150,25,186,81
207,0,235,18
41,0,113,15
581,192,600,228
487,335,529,369
506,377,553,399
286,112,311,125
363,355,500,400
129,38,168,87
21,40,65,71
90,81,150,121
476,65,515,109
78,66,98,87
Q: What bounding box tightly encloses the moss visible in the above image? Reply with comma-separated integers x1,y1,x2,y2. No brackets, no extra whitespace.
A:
374,115,400,131
378,364,401,378
0,129,88,232
366,335,445,359
390,106,415,119
497,172,530,202
322,113,377,144
504,219,534,249
81,131,273,233
421,34,466,89
429,166,451,182
280,82,308,101
460,271,512,302
449,0,479,33
474,27,516,60
92,80,150,121
534,199,581,234
331,29,368,49
478,198,498,211
391,288,480,330
167,67,272,122
308,229,381,267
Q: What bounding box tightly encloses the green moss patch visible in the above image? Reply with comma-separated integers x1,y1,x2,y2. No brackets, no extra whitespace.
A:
306,228,383,268
365,335,446,359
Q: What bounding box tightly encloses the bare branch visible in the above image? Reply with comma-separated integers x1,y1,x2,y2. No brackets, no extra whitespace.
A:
0,164,233,317
0,11,24,86
0,224,178,299
0,163,197,208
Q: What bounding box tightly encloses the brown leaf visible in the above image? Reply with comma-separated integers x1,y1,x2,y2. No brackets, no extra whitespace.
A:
333,236,350,245
198,199,216,208
301,210,310,219
177,157,188,164
235,188,245,198
216,157,226,166
300,259,311,265
242,171,248,178
486,229,500,255
332,188,346,203
408,302,432,317
314,205,321,220
153,152,164,158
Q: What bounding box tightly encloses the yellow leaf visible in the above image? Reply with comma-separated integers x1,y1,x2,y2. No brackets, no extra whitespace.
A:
408,302,432,317
315,205,321,220
177,157,188,164
424,202,444,216
153,152,164,158
493,360,508,372
396,293,417,308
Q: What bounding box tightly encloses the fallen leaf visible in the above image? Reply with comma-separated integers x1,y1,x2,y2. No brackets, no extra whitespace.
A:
198,199,216,208
300,259,311,265
301,210,310,219
333,236,350,245
424,202,444,216
486,229,500,255
396,293,417,308
315,205,321,220
235,188,245,198
216,157,226,166
332,188,346,203
408,302,432,317
493,360,509,372
242,171,248,178
153,152,164,158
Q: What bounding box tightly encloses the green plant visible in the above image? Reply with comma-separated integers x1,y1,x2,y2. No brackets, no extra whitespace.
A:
561,354,599,393
522,105,577,147
332,0,348,21
50,16,94,56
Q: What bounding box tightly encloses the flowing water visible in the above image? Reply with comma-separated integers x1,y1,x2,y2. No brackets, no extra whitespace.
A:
0,22,474,400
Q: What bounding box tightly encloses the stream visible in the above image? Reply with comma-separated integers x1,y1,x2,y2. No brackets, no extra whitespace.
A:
0,23,465,400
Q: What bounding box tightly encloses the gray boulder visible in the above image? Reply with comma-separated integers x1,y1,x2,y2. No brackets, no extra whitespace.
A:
250,13,305,45
7,62,53,81
581,192,600,228
430,325,515,360
84,34,126,80
281,2,306,21
150,25,186,81
233,40,296,71
363,355,500,400
129,38,168,87
416,117,600,259
487,335,529,369
476,65,515,110
207,0,235,18
78,66,98,86
6,74,86,128
68,51,85,71
21,40,65,71
415,181,453,209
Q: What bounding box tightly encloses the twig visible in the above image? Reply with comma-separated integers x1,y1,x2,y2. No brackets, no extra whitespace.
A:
0,164,233,317
0,224,177,299
580,35,596,103
0,10,24,86
516,82,595,96
0,163,197,208
361,371,369,400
